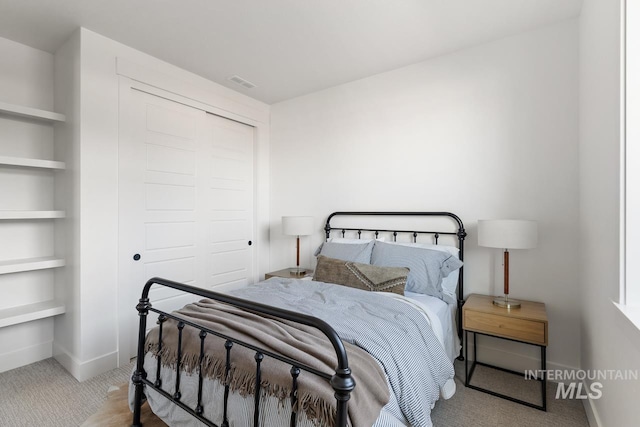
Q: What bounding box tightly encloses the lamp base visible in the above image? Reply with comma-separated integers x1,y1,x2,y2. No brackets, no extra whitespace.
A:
493,296,521,309
289,268,308,277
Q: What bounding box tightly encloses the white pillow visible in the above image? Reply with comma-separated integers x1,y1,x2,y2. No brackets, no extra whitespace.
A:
387,242,460,303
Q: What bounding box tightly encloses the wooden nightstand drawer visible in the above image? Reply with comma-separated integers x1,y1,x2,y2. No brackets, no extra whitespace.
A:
462,294,548,346
464,310,546,345
463,294,548,411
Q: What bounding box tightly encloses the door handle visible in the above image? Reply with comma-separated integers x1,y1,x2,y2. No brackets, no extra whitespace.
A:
133,253,141,261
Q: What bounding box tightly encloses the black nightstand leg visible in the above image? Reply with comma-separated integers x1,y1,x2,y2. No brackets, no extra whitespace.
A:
542,345,547,411
464,331,478,386
473,332,477,361
464,330,468,386
464,331,547,411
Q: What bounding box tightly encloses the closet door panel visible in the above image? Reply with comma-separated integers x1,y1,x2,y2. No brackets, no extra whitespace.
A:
202,114,254,290
119,87,256,360
119,89,204,358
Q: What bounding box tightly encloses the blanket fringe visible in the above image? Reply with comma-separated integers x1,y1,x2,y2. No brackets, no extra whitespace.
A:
144,343,339,427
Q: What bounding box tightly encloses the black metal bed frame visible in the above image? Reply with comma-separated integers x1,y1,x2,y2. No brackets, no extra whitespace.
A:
131,277,355,427
324,211,466,350
131,212,466,427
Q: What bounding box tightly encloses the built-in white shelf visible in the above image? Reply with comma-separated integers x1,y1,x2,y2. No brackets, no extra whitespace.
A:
0,155,66,170
0,210,66,220
0,300,66,328
0,257,66,275
0,101,66,122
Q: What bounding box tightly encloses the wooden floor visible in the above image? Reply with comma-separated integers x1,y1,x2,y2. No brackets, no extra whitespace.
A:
81,383,166,427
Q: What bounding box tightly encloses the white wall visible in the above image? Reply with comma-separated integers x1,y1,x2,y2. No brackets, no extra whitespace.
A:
52,28,271,380
53,30,81,365
626,0,640,305
0,37,53,109
578,0,640,425
270,19,580,371
0,37,58,371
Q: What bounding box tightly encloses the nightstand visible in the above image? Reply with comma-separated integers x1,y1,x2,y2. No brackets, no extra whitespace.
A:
264,268,314,280
463,294,548,411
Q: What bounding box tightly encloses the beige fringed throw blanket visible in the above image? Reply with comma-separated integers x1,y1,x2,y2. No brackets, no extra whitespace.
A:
144,299,389,427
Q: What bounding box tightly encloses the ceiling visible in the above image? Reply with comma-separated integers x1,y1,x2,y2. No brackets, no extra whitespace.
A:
0,0,583,104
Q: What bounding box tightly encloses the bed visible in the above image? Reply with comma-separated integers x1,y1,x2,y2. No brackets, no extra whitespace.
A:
130,212,467,427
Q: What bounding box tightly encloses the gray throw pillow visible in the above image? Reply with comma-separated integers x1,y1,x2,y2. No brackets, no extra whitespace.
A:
371,241,463,299
313,256,408,295
315,240,374,264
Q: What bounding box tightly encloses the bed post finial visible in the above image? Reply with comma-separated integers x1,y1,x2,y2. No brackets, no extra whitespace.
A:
324,221,331,241
331,367,356,427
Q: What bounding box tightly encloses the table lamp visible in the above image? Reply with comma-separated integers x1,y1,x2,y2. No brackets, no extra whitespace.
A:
282,216,314,276
478,219,538,308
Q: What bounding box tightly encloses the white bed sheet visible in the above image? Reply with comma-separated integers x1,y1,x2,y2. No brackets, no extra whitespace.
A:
404,291,461,364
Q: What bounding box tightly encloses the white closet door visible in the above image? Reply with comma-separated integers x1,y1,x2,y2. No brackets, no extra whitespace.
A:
119,87,256,360
120,89,206,357
203,114,255,289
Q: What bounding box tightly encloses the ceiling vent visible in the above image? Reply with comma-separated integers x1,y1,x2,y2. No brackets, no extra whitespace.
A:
227,75,256,89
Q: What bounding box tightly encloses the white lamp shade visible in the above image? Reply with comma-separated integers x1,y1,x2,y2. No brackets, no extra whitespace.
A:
282,216,314,236
478,219,538,250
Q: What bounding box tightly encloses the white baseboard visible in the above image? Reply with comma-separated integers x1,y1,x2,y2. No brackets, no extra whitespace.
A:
0,341,53,373
582,380,603,427
466,341,577,374
53,342,118,382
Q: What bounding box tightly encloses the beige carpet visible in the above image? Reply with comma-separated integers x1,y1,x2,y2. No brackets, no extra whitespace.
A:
86,370,589,427
0,358,589,426
0,358,133,427
432,363,590,427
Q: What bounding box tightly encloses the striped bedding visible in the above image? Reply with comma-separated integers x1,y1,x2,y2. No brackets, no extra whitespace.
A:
129,278,455,426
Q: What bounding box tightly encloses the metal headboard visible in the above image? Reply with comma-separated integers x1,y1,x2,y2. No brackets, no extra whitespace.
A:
324,212,466,359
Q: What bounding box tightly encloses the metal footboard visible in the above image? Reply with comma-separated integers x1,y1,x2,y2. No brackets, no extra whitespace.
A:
131,277,355,427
